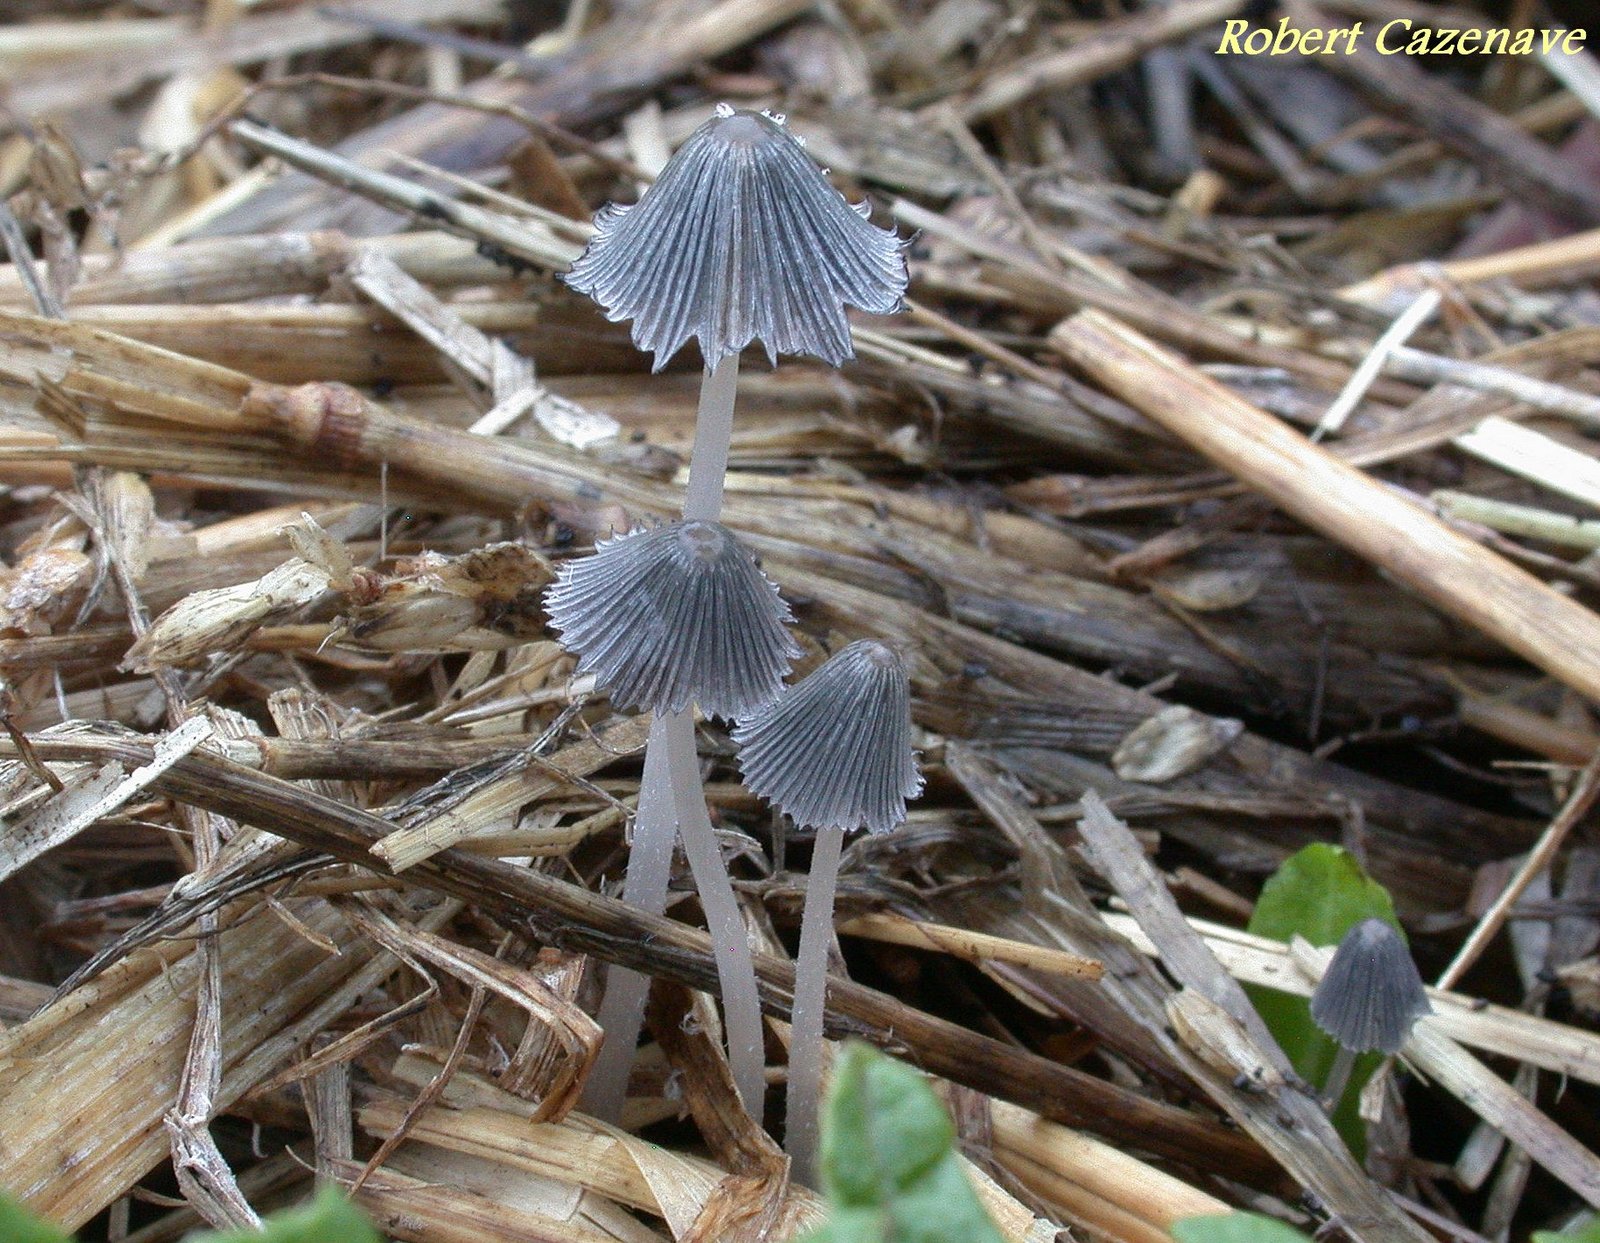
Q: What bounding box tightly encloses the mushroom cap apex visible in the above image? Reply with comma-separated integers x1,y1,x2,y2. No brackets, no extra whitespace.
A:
733,638,922,835
708,112,777,146
855,639,899,667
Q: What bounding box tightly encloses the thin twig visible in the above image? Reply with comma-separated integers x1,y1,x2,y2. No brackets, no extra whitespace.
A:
1436,751,1600,992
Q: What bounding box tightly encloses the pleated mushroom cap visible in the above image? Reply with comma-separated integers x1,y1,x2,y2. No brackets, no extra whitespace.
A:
733,639,923,834
545,521,800,719
1309,918,1432,1055
564,106,909,371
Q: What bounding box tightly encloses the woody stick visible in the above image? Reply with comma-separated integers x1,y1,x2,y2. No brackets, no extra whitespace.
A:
1051,309,1600,705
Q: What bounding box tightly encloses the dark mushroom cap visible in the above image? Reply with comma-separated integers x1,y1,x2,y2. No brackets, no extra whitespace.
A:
564,106,909,372
1309,918,1432,1055
544,520,799,719
733,639,923,834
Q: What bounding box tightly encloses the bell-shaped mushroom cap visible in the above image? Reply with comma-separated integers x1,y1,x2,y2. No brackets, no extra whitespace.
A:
1309,918,1432,1055
733,639,923,835
545,520,800,719
564,106,909,372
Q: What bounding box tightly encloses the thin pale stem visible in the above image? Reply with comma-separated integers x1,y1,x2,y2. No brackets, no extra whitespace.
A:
679,347,767,1115
666,710,768,1122
682,354,740,522
590,352,764,1125
786,824,845,1186
582,712,678,1122
1321,1044,1359,1113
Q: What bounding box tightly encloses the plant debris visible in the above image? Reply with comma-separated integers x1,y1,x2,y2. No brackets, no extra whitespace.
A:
3,1,1600,1241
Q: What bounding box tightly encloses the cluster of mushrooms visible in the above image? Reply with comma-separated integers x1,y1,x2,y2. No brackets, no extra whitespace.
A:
542,104,1434,1184
544,105,919,1180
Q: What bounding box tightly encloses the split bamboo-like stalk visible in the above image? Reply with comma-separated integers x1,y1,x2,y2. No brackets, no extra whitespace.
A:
0,897,446,1228
989,1101,1229,1235
836,913,1104,979
359,1096,820,1240
1050,310,1600,706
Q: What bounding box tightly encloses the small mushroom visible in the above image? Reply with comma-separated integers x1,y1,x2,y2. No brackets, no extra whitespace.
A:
544,520,799,720
733,639,923,835
1309,918,1432,1107
734,639,922,1180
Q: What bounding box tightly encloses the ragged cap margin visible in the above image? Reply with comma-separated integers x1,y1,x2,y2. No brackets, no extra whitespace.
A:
564,107,909,371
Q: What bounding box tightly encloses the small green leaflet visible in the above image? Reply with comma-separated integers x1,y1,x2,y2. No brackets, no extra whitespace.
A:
1246,843,1402,1155
1534,1218,1600,1243
190,1189,380,1243
1173,1211,1314,1243
0,1194,72,1243
798,1042,1006,1243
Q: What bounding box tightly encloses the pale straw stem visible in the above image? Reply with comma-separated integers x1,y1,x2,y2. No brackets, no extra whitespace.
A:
682,353,740,521
582,712,678,1122
786,823,845,1185
1312,287,1440,441
666,709,768,1122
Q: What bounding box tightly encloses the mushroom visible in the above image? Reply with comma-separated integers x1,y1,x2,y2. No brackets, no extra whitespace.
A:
1309,917,1432,1108
554,105,909,1125
545,519,798,720
734,639,923,1179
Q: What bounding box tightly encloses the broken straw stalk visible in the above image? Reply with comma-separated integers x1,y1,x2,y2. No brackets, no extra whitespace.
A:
545,105,911,1135
1050,309,1600,706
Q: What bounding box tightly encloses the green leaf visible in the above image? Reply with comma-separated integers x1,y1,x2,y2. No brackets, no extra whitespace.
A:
188,1188,380,1243
883,1150,1008,1243
1172,1211,1315,1243
1533,1217,1600,1243
820,1041,955,1208
801,1207,888,1243
1245,843,1402,1155
0,1194,74,1243
797,1043,1006,1243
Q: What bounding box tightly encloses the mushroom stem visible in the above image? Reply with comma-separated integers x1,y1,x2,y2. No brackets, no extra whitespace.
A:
683,353,740,522
786,823,845,1184
580,351,770,1122
1322,1044,1360,1111
679,350,768,1117
582,711,679,1122
666,712,768,1121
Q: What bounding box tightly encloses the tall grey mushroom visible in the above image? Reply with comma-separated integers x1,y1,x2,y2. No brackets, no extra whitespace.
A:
553,105,908,1125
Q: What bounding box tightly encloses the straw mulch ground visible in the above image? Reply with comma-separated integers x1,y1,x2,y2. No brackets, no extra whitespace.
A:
2,1,1600,1240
